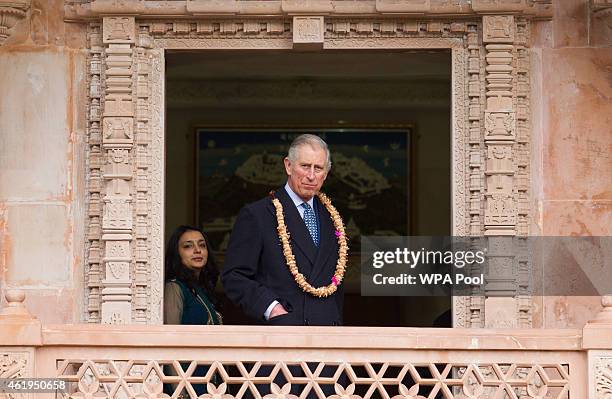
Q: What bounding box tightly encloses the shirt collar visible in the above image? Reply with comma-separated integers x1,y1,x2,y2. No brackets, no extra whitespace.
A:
284,182,315,209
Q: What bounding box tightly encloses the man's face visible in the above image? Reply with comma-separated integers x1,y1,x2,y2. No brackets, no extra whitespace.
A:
284,144,329,202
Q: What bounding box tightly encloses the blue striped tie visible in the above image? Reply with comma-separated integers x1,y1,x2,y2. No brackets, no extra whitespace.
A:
301,203,319,247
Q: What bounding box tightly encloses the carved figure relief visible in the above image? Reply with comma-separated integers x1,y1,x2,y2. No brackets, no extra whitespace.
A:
103,118,134,144
487,145,513,171
485,112,515,140
293,17,324,44
483,15,515,42
105,241,130,259
485,194,517,226
103,17,135,43
103,198,132,230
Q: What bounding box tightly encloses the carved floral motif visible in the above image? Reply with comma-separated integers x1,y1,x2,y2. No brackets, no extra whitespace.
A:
596,357,612,397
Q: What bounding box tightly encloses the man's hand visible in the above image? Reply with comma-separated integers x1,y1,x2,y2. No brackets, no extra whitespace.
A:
269,303,288,319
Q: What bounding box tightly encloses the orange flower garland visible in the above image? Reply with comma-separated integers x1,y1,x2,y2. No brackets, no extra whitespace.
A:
271,192,348,298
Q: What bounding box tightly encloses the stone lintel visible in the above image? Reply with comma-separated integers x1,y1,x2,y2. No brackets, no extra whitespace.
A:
186,0,240,15
375,0,429,14
91,0,145,15
282,0,333,14
64,0,553,21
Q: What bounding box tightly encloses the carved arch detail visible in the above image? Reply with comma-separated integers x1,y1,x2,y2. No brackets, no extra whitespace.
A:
84,15,531,327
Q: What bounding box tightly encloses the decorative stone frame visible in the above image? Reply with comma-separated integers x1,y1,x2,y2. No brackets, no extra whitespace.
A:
82,8,536,327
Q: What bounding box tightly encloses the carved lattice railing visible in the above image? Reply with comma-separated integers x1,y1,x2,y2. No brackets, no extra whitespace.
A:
53,359,572,399
33,325,586,398
6,292,612,398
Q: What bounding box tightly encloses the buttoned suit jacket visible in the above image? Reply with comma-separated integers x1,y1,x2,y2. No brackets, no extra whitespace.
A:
221,187,344,326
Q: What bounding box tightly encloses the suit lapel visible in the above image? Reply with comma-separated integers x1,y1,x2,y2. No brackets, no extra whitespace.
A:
311,196,337,282
273,187,318,266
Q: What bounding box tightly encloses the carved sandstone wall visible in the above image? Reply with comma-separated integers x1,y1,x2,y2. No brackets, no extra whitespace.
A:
0,0,609,327
530,0,612,328
0,1,87,323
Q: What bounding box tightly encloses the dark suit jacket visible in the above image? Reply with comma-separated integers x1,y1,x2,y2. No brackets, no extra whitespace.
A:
221,187,344,326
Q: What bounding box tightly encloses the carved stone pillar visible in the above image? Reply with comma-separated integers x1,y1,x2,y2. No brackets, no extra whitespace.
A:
466,22,485,327
515,18,532,327
85,18,163,324
100,16,136,324
86,24,104,323
483,15,516,236
133,26,154,323
481,16,527,328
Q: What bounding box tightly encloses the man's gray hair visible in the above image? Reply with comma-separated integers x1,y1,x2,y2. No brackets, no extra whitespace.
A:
287,134,332,170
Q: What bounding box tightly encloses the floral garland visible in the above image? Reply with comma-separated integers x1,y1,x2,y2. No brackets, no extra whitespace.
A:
271,191,349,298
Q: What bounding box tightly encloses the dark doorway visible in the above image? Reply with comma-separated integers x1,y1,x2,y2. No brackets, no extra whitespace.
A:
164,50,452,327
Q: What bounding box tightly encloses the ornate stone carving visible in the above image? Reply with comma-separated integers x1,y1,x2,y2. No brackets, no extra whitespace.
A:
485,112,515,140
148,48,164,324
515,18,530,241
103,118,134,145
452,45,468,239
99,16,137,325
102,197,132,229
483,15,515,43
103,16,135,43
0,0,29,45
56,358,571,398
66,1,554,20
85,23,104,323
482,16,516,238
515,19,531,326
479,16,531,327
81,14,533,327
292,16,324,49
132,41,153,324
0,351,29,379
595,355,612,397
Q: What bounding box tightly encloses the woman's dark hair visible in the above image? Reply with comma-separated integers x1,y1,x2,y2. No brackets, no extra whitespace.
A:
164,225,220,306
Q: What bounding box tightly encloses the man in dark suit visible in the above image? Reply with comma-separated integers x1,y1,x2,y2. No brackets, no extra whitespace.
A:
222,134,344,326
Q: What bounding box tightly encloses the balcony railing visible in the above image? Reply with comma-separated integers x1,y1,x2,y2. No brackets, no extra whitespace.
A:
2,291,612,398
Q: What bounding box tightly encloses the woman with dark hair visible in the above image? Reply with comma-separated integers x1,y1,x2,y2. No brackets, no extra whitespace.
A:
164,225,222,326
164,225,222,397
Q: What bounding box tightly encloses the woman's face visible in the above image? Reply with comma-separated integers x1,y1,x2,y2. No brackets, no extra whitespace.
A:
178,230,208,272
